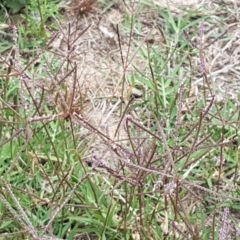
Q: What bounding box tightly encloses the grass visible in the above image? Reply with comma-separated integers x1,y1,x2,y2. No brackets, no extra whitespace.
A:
0,0,61,52
0,0,240,239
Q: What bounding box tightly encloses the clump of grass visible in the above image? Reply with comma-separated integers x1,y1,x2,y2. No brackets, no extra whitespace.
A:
0,0,61,52
0,1,240,239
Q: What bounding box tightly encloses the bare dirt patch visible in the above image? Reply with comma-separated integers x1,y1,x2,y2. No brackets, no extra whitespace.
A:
50,0,240,167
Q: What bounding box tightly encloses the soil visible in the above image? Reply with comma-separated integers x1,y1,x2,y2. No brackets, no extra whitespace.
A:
48,0,240,166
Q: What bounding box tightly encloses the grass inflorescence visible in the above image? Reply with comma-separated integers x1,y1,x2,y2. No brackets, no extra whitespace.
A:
0,0,240,239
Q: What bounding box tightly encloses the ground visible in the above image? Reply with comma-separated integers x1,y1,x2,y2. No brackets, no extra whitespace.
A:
51,0,240,166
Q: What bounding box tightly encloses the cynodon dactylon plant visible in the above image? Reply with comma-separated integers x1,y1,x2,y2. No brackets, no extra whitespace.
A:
0,23,92,239
0,1,240,239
